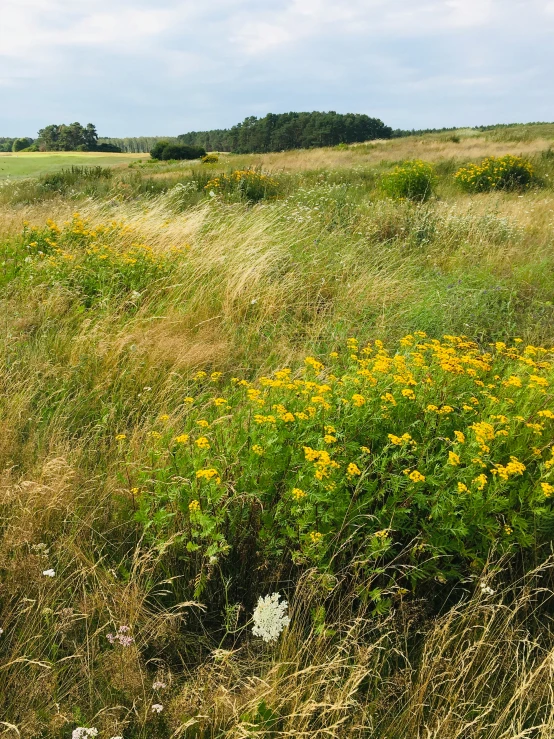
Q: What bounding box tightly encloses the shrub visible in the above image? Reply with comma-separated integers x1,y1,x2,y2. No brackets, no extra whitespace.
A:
150,142,207,161
201,154,219,164
161,144,206,161
150,140,172,160
116,334,554,602
12,137,33,152
380,160,436,201
455,155,534,193
204,169,280,202
95,142,122,153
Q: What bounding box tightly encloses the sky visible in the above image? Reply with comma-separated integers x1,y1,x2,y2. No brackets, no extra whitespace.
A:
1,0,553,138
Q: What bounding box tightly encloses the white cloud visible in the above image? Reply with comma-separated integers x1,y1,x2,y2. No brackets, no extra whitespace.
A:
0,0,552,135
232,0,501,55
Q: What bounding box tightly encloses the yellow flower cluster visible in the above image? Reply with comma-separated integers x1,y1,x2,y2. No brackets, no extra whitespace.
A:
303,446,341,480
196,468,221,484
454,155,533,193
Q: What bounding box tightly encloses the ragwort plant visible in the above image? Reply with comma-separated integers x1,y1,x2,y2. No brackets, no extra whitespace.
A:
380,159,436,202
117,334,554,603
455,155,534,193
20,213,182,307
204,169,281,202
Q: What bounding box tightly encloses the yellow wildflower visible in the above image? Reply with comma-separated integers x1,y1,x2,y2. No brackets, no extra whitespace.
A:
196,468,221,484
473,474,488,490
195,436,210,450
291,488,306,500
175,434,190,444
448,452,461,466
189,500,201,512
305,356,324,372
346,463,362,478
540,482,554,497
352,393,366,407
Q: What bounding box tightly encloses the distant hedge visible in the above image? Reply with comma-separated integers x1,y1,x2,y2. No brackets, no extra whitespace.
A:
150,142,206,161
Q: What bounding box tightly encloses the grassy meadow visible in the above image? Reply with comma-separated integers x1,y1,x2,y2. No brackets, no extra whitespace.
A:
1,124,554,738
0,151,144,180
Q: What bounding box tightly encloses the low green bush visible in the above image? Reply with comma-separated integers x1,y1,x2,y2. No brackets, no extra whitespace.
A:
380,160,436,201
201,154,219,164
150,141,206,161
161,143,206,161
455,155,534,193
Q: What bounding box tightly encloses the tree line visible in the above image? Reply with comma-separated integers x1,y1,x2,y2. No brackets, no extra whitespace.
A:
178,111,393,153
100,112,393,154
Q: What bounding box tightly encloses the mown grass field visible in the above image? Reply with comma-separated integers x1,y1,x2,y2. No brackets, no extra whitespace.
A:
1,124,554,738
0,151,144,179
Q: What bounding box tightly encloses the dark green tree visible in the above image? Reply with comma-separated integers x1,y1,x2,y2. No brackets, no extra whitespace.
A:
12,137,33,152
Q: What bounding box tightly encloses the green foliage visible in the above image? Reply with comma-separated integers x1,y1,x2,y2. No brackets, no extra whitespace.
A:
95,142,122,153
201,154,219,164
455,155,534,193
380,160,437,201
161,144,206,161
118,336,554,600
150,142,206,161
12,137,33,152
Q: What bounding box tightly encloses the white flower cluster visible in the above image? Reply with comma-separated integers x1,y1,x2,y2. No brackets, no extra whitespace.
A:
72,729,98,739
252,592,290,643
479,581,495,596
151,703,164,714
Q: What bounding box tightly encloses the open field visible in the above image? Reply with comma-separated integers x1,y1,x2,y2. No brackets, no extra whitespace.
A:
1,124,554,738
0,151,145,179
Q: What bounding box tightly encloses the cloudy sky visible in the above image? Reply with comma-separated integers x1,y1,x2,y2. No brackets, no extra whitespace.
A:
1,0,553,137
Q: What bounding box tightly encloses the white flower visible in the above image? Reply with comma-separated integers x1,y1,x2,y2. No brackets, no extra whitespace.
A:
152,680,167,690
42,569,56,577
151,703,164,714
109,736,124,739
252,592,290,643
479,582,495,596
72,729,99,739
0,628,4,636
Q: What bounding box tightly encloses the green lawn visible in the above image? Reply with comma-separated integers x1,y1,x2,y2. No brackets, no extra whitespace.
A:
0,150,144,179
